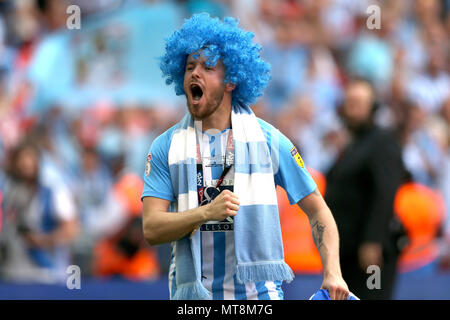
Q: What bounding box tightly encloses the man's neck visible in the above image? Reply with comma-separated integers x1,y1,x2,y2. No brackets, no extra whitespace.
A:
197,103,232,132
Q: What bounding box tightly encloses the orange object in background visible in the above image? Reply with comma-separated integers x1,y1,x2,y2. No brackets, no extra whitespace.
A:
113,173,144,217
93,173,160,280
394,182,445,273
278,167,325,274
93,240,160,281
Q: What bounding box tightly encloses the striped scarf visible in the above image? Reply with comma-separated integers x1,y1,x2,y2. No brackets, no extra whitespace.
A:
169,104,294,300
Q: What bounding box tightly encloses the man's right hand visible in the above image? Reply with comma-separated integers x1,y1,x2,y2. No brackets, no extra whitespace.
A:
204,189,240,222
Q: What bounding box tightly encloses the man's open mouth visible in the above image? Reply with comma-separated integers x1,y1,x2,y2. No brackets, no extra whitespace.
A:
190,84,203,102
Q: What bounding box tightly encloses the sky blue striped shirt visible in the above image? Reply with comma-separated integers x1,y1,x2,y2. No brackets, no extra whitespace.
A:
142,118,317,300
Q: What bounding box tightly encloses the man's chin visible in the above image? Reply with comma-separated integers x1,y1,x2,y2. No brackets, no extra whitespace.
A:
188,101,207,119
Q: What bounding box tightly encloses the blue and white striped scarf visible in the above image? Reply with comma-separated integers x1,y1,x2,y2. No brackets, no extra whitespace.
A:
168,104,294,300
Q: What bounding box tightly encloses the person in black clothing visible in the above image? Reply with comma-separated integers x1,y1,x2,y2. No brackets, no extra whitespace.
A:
325,78,406,300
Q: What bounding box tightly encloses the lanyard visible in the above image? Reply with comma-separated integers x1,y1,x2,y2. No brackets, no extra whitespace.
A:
196,128,234,207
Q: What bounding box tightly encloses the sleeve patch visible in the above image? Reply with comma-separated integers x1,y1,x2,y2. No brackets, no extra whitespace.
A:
290,146,304,168
145,153,152,176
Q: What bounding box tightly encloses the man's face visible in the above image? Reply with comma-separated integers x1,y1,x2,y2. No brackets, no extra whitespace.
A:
183,51,227,120
342,82,374,129
16,147,39,182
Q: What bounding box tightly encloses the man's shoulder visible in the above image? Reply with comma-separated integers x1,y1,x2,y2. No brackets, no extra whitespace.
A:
151,121,183,153
371,126,399,143
256,117,282,140
367,126,402,154
256,117,291,146
256,117,277,132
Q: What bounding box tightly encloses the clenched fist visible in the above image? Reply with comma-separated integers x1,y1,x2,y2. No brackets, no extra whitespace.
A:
204,189,240,222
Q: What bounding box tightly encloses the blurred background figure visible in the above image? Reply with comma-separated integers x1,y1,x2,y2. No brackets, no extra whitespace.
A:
324,78,406,299
0,140,78,283
0,0,448,299
71,144,114,275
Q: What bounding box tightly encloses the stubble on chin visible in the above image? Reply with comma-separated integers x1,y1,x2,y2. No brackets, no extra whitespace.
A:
187,101,207,120
186,90,225,121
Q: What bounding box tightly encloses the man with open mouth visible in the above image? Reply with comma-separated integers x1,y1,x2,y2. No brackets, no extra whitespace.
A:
141,13,350,301
184,53,232,124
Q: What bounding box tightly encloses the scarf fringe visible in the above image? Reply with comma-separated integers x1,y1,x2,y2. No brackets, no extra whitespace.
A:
172,280,212,300
236,262,295,284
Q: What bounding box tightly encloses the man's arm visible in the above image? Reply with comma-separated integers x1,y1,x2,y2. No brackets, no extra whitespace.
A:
142,190,239,246
298,188,349,300
25,219,79,248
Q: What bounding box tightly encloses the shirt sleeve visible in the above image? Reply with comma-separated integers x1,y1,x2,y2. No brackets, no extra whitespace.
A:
141,132,176,202
260,119,317,205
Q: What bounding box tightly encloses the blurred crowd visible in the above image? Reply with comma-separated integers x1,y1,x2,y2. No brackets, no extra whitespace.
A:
0,0,449,288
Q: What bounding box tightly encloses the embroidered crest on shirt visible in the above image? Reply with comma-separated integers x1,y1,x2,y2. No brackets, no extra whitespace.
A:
290,146,304,168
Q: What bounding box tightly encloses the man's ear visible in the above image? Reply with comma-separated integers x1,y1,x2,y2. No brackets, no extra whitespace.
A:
225,82,236,93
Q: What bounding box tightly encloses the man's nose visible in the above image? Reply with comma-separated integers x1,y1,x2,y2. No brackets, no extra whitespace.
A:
191,64,201,79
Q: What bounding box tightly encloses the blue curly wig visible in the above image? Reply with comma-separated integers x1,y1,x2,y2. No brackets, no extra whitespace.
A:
159,13,271,107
